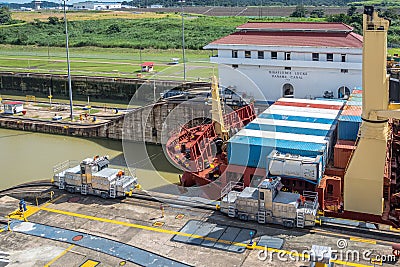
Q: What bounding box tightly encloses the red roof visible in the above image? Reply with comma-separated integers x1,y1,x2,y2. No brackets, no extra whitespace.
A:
3,101,24,105
236,22,353,32
208,31,363,48
140,62,154,67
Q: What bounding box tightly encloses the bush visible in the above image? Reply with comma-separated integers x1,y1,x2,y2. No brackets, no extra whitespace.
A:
48,16,60,25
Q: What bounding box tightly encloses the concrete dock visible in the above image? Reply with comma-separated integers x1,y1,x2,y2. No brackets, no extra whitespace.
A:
0,191,397,267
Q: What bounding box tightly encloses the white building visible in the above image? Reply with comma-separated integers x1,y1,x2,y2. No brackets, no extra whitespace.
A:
204,22,363,102
73,1,121,10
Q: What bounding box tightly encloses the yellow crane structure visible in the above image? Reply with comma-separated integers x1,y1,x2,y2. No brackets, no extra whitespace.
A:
210,75,229,141
344,7,395,216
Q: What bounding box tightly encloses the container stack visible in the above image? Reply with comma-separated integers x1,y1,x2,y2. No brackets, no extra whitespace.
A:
228,98,344,183
334,89,361,169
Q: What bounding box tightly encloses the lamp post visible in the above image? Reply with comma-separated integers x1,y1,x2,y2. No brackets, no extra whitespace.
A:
63,0,73,120
179,0,186,81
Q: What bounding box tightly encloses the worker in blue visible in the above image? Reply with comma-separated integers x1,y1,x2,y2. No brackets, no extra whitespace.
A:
19,199,27,212
249,231,254,244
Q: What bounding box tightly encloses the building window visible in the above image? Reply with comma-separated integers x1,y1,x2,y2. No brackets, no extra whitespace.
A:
245,51,251,58
312,53,319,61
283,83,294,98
232,50,238,58
285,67,291,70
338,86,350,98
258,51,264,59
260,191,264,200
271,51,277,59
232,64,238,69
341,54,346,62
341,69,348,73
285,52,291,60
327,53,333,62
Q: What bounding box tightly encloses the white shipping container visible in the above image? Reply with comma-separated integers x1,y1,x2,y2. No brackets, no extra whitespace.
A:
235,129,329,144
251,118,333,130
268,150,323,181
265,109,339,119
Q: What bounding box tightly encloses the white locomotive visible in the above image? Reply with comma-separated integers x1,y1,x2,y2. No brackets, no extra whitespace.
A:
53,156,138,198
220,177,319,228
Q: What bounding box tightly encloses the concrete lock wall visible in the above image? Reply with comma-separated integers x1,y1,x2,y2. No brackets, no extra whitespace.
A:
0,102,211,144
0,72,209,102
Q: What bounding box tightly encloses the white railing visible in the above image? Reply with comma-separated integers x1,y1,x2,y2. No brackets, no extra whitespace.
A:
221,181,244,199
53,160,79,174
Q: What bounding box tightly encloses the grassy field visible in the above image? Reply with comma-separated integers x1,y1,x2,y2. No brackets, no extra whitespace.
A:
11,10,180,22
0,45,215,81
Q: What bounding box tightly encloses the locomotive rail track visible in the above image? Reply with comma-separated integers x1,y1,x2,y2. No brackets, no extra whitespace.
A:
2,182,400,249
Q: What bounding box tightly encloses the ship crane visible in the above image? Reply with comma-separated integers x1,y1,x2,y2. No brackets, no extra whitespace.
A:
344,6,399,223
210,75,229,141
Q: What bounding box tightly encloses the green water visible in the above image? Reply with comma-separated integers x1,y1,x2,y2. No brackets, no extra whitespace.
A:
0,128,181,191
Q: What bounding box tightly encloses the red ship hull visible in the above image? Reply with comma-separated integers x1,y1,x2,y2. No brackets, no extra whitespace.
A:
165,104,256,189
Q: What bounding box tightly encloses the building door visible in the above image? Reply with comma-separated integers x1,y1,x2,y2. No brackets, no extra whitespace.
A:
282,83,294,98
338,86,350,98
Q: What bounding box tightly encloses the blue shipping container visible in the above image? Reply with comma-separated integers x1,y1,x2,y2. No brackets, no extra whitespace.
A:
346,101,362,106
338,115,361,141
227,135,327,169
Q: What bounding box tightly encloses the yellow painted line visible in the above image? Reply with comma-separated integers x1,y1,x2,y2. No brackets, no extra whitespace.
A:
312,228,390,246
7,195,64,221
38,206,371,267
390,226,400,232
331,260,373,267
349,237,377,245
80,259,100,267
43,244,75,267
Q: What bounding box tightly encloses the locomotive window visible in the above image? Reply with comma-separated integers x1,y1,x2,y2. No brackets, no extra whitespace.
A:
260,191,264,200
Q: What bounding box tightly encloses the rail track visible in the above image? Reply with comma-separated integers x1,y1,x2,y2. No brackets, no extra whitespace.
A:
2,182,400,248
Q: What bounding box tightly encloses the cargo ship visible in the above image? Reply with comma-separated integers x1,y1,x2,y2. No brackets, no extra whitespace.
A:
166,7,400,227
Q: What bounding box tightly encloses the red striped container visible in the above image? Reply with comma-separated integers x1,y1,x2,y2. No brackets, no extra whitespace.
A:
274,101,342,110
342,109,362,116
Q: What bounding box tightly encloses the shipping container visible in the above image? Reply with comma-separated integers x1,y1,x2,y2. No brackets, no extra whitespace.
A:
337,115,361,141
274,101,343,110
269,105,342,115
334,140,356,168
228,135,328,169
262,108,339,119
315,98,347,103
346,101,362,106
251,117,334,130
236,129,329,144
259,113,336,124
348,96,362,102
341,107,362,116
246,123,331,137
276,98,345,106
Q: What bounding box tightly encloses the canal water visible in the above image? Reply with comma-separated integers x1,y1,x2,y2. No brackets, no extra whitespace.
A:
0,128,181,191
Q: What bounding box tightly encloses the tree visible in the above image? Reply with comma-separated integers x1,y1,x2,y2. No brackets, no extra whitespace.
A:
0,7,11,25
106,24,121,34
290,5,307,18
347,5,357,17
48,16,59,25
310,9,324,18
